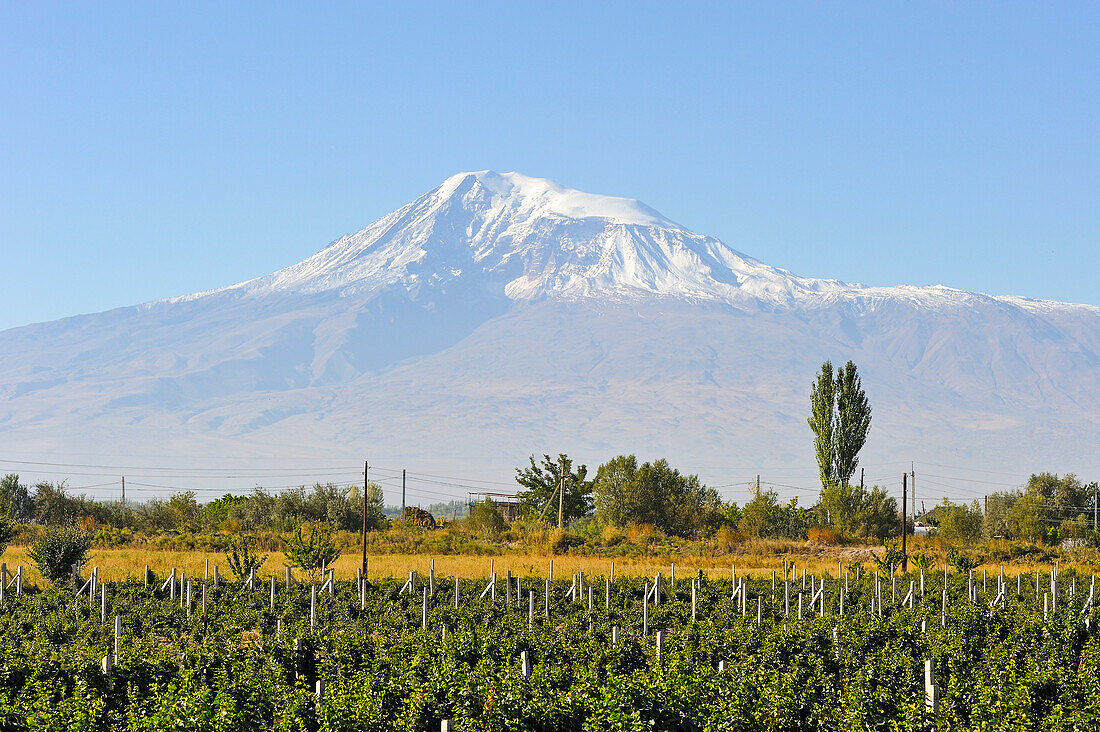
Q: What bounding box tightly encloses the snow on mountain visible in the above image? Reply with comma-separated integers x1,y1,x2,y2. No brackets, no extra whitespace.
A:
183,170,850,308
1,171,1098,494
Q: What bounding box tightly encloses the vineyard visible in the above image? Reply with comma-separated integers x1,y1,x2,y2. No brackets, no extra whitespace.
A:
0,561,1098,731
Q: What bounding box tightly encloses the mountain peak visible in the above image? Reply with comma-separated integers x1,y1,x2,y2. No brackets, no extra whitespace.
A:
435,171,676,228
209,170,818,307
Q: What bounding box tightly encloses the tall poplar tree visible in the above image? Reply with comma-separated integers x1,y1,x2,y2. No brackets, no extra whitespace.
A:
834,360,872,485
808,361,837,490
808,360,872,490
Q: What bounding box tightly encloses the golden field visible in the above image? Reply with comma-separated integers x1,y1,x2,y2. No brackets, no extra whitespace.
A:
1,539,1090,587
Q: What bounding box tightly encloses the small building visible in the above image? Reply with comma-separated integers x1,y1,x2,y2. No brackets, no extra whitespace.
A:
468,491,520,524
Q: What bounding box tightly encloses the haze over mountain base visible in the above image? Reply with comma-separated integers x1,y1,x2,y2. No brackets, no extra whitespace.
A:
2,172,1097,500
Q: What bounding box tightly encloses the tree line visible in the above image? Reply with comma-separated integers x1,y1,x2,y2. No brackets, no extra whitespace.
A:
1,360,1095,548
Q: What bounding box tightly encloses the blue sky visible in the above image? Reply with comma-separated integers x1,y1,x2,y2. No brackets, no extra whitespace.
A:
2,2,1098,331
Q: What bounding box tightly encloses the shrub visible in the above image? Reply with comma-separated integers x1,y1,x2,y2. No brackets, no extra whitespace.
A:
873,539,906,574
285,522,342,580
910,551,935,571
224,534,267,581
28,525,92,584
947,546,977,573
467,499,506,538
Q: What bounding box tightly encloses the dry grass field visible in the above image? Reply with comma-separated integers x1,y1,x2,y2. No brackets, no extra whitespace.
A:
2,539,1088,586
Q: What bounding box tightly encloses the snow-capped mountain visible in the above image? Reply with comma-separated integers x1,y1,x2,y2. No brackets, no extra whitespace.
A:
190,170,849,306
1,171,1098,496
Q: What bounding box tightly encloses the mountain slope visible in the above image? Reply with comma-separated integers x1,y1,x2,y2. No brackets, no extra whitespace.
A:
1,171,1098,493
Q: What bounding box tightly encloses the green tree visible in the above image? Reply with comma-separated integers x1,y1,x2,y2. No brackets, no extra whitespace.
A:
1006,492,1045,542
348,482,387,531
29,525,91,584
467,498,506,538
738,489,779,539
834,361,872,486
982,491,1018,539
167,491,201,532
936,499,983,542
808,362,837,490
819,483,897,540
0,474,32,521
33,481,76,526
1025,473,1089,526
515,454,592,525
0,511,14,557
592,454,637,528
592,456,719,537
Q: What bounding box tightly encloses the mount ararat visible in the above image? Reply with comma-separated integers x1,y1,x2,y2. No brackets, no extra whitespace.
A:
2,171,1098,498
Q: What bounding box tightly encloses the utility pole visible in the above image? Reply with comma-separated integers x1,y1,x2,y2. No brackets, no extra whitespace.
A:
910,462,915,525
901,472,908,571
361,461,368,579
402,469,406,527
1094,484,1098,530
860,468,864,491
557,456,565,529
121,476,125,504
756,475,761,497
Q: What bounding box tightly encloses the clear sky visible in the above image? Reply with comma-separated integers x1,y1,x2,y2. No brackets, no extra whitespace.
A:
2,2,1098,332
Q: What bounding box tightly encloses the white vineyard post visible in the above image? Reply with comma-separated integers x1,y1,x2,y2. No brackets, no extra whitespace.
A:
520,650,531,678
310,585,317,628
924,660,939,715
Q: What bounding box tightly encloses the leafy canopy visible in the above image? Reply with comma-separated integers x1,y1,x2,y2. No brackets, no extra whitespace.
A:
515,454,593,524
808,360,872,491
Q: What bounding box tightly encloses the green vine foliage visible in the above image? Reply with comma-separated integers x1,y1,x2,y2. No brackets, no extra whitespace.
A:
0,567,1096,729
223,534,266,582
